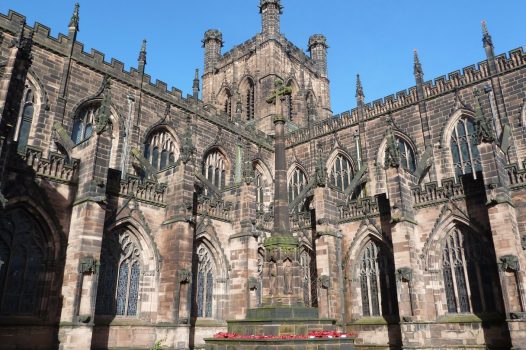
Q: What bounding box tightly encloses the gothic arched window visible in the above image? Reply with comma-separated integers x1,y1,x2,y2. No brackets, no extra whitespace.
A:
0,208,46,315
96,230,141,317
203,150,227,190
144,128,179,171
257,249,264,307
442,227,496,314
450,117,482,177
72,104,99,144
224,90,232,118
358,240,397,317
397,138,417,173
16,88,35,154
288,167,308,212
246,80,255,121
329,154,353,191
196,244,215,318
300,249,317,307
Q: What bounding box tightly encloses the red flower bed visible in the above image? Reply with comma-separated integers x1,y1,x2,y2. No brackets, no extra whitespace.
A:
213,330,357,340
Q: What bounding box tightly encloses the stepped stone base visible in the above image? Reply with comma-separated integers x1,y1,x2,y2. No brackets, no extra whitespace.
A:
205,307,356,349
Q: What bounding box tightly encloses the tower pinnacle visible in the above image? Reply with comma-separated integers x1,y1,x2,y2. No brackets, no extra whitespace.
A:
69,3,80,31
259,0,283,36
355,74,364,100
138,39,147,73
413,49,423,78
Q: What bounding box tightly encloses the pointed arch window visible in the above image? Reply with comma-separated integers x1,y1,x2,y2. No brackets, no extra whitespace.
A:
203,150,227,190
257,250,264,307
16,88,35,154
329,154,353,191
196,244,215,318
246,80,255,121
72,104,99,144
144,128,179,171
0,209,46,315
397,138,417,173
96,230,141,317
288,167,308,212
358,240,397,317
442,227,496,314
300,249,317,306
450,117,482,177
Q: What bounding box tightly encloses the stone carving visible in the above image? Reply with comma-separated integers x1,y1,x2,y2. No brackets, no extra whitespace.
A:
243,160,255,185
500,255,520,272
177,269,191,284
266,79,292,116
384,116,400,168
95,76,112,135
283,259,293,294
78,256,98,274
473,88,495,143
319,275,330,289
521,235,526,250
314,145,327,187
248,276,258,291
397,267,413,282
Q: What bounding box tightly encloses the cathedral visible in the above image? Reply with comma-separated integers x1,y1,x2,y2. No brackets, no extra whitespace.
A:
0,0,526,349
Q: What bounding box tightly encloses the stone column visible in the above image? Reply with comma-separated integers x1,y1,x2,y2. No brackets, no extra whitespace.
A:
478,141,526,347
58,130,112,350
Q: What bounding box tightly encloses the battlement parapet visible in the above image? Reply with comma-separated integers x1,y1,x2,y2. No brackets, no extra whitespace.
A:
339,196,380,222
14,146,79,184
116,175,167,207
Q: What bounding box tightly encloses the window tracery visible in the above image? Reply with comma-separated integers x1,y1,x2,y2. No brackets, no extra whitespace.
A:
16,87,35,154
397,138,417,173
144,129,179,171
196,244,215,318
329,154,353,191
450,117,482,177
246,80,255,121
96,230,141,317
203,150,227,190
288,167,308,212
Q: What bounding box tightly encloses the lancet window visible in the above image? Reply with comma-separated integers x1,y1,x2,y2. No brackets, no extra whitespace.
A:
96,230,141,317
144,129,179,171
203,150,227,190
72,104,99,144
442,227,496,314
255,169,265,213
246,80,255,121
329,154,353,191
196,244,215,318
0,209,46,315
288,167,308,212
450,117,482,177
224,90,232,118
16,87,35,154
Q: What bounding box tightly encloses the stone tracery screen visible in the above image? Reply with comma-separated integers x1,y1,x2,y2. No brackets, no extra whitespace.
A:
144,128,179,171
196,244,215,318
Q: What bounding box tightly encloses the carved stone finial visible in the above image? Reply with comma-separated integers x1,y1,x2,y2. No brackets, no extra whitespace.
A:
180,116,195,164
413,49,423,77
314,145,327,187
355,74,364,99
138,39,147,64
193,68,200,99
481,20,493,48
69,3,80,30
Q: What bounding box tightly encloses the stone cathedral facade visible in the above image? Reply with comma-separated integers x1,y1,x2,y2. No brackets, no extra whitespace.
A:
0,0,526,349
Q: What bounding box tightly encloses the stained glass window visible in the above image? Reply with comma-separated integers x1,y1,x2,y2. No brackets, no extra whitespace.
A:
203,150,227,190
450,117,482,177
288,167,308,212
96,230,141,317
442,227,496,314
0,209,46,315
358,240,397,317
397,138,417,173
329,154,353,191
196,245,215,318
144,128,179,171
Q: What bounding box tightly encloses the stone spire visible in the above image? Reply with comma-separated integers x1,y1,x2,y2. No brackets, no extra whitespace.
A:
69,3,80,32
193,68,200,99
482,20,496,74
355,74,364,105
413,49,425,100
259,0,283,37
138,39,147,73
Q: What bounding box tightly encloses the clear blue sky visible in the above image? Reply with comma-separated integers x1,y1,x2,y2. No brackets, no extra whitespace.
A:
1,1,525,114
